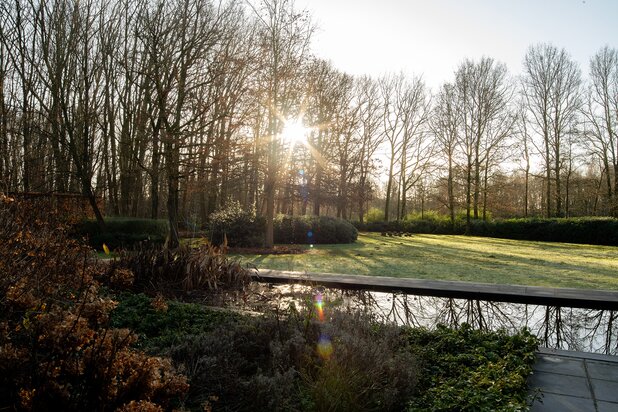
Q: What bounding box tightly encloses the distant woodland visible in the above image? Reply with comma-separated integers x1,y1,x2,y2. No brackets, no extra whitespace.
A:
1,0,617,246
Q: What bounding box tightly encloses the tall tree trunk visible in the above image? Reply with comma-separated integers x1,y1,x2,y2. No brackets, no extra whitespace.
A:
544,129,552,218
465,155,473,233
555,138,562,217
384,149,395,221
447,155,455,229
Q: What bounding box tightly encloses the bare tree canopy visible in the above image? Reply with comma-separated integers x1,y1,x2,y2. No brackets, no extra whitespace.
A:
0,0,615,248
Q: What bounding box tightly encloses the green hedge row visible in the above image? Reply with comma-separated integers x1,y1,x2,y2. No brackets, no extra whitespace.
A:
74,217,168,250
354,217,618,246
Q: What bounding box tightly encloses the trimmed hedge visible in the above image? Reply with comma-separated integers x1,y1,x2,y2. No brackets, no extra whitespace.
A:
353,217,618,246
488,217,618,245
207,202,265,247
207,207,358,247
274,214,358,244
74,217,168,250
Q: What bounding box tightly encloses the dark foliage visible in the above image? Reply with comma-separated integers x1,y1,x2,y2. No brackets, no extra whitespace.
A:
109,293,242,353
274,215,358,244
207,204,358,247
111,294,419,412
355,217,618,245
207,202,265,247
110,291,538,412
74,217,168,251
406,324,538,411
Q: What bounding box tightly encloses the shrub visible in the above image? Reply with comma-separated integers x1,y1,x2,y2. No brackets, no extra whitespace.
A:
109,293,242,353
111,294,419,411
110,241,254,296
74,217,168,251
274,215,358,244
364,207,384,223
108,288,538,411
406,324,538,411
303,311,420,412
0,195,187,411
207,201,265,247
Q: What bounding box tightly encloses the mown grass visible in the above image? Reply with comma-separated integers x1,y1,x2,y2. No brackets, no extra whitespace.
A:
238,233,618,290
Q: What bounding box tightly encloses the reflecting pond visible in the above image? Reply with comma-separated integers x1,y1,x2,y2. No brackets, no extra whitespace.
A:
216,283,618,356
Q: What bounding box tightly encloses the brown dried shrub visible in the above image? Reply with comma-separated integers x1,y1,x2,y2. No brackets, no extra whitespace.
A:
0,195,188,411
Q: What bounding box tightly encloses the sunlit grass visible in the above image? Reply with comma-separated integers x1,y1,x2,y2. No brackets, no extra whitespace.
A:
237,233,618,290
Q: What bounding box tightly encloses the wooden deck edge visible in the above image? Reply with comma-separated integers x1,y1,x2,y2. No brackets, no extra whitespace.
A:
251,270,618,310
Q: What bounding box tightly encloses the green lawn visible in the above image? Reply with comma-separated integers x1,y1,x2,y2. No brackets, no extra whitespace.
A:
237,233,618,290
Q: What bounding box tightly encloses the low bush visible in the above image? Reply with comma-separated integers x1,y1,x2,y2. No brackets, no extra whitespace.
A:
354,218,460,235
74,217,168,251
111,295,419,411
0,195,187,411
110,290,538,412
207,201,265,247
109,241,254,296
406,324,538,411
274,215,358,244
109,292,242,353
487,217,618,245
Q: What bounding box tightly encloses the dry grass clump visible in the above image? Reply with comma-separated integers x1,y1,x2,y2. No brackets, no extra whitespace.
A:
110,237,254,297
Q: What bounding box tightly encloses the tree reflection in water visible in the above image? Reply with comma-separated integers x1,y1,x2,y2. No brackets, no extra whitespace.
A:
228,283,618,355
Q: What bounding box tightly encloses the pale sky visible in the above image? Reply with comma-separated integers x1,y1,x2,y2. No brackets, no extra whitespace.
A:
295,0,618,90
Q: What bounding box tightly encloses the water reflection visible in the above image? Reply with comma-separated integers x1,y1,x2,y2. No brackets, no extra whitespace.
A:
217,283,618,356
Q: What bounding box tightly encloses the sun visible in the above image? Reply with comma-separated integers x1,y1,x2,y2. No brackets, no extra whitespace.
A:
281,117,310,146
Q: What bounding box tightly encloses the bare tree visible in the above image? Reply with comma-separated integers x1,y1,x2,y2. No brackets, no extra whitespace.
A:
396,76,432,220
379,73,406,221
523,44,582,217
354,76,383,222
454,58,512,230
249,0,312,248
583,46,618,216
433,83,460,227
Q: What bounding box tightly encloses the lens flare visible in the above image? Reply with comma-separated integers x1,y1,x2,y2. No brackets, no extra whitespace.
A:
317,334,333,360
314,292,325,322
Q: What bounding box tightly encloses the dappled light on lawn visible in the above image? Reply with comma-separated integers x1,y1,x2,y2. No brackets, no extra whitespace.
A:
236,233,618,290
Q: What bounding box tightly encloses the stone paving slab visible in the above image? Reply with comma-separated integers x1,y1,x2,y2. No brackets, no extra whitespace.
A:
534,354,587,377
591,379,618,403
597,401,618,412
530,392,596,412
528,371,591,398
528,349,618,411
588,361,618,381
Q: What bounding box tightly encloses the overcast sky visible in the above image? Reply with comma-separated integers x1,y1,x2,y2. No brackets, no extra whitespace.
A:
294,0,618,90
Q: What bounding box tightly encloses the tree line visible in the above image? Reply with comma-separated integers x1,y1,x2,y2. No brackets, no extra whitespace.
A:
1,0,617,246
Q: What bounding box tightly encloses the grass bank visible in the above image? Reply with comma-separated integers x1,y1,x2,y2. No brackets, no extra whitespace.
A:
238,233,618,290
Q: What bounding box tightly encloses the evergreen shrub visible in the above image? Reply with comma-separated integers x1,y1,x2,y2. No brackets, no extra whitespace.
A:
274,215,358,244
207,202,265,247
74,217,168,250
